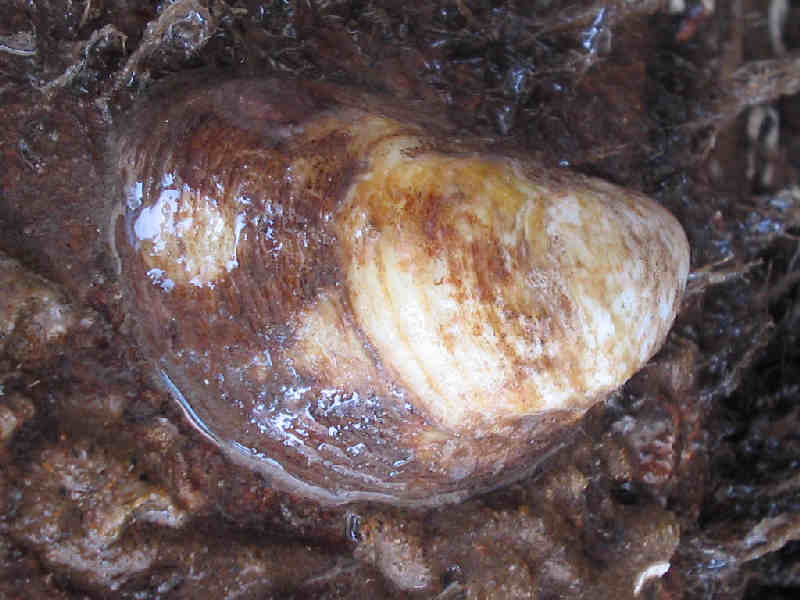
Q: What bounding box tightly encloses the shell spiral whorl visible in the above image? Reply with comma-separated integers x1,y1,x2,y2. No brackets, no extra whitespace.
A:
111,75,690,506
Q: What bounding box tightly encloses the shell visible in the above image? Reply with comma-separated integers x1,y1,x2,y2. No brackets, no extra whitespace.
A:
110,74,690,506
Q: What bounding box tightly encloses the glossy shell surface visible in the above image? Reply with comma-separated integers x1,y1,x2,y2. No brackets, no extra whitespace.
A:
111,75,690,506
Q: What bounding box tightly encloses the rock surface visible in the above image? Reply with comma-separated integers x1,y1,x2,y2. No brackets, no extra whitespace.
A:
1,1,799,598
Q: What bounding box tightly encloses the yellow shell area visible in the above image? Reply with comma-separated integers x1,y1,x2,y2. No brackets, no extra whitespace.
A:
292,117,690,431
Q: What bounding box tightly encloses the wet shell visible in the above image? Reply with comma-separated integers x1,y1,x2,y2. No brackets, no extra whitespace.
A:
111,74,690,506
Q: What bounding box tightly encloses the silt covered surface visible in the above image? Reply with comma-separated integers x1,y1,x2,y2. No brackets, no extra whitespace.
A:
1,1,799,598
